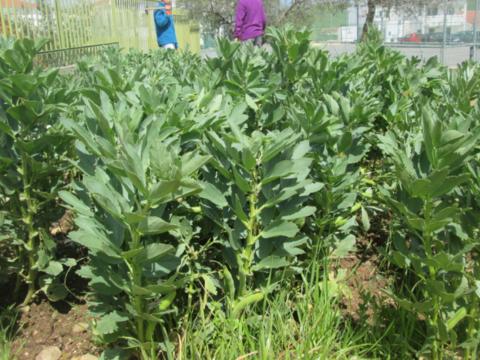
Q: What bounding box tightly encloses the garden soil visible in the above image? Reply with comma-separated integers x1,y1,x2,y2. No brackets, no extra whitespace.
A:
11,302,99,359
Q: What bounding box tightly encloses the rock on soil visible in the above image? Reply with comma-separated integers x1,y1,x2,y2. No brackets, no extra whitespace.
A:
72,322,90,334
71,355,99,360
35,346,61,360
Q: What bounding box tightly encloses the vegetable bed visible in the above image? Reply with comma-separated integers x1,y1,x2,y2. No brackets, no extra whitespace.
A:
1,28,479,360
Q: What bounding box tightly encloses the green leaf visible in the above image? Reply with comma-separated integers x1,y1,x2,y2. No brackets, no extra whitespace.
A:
232,167,251,193
281,206,316,220
292,140,310,159
96,311,129,335
430,175,469,198
84,97,114,143
288,43,299,61
361,207,370,232
121,247,144,260
262,129,299,163
410,178,431,199
252,256,290,271
138,217,178,235
233,194,248,224
245,94,258,111
199,183,228,208
99,348,129,360
432,206,459,222
262,160,295,185
337,131,352,153
43,282,68,302
141,243,175,265
181,152,210,176
62,258,77,267
202,274,218,295
242,148,256,170
425,279,455,303
124,212,146,225
283,237,307,256
42,261,63,276
300,182,324,196
454,277,470,298
59,191,92,216
395,297,435,313
149,180,180,203
262,221,299,239
424,252,464,273
323,94,339,115
177,178,203,199
69,226,121,259
332,235,356,257
423,110,437,167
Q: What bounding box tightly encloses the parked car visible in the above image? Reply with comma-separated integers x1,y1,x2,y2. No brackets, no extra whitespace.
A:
422,32,444,43
398,33,421,43
422,31,471,44
454,31,480,43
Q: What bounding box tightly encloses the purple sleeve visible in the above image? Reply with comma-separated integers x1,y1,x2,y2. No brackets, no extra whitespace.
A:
234,1,245,39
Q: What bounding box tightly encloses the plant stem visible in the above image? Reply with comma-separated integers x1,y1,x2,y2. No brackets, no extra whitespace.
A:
21,154,38,306
238,169,259,297
466,293,478,360
236,254,247,298
423,198,441,360
130,229,145,344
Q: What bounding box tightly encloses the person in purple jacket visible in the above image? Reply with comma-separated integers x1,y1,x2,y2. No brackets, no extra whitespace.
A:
234,0,267,46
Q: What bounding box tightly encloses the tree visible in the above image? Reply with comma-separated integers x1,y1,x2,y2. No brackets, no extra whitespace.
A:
177,0,349,37
177,0,445,41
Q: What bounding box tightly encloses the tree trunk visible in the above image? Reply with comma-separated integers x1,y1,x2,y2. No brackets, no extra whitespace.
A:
361,0,376,41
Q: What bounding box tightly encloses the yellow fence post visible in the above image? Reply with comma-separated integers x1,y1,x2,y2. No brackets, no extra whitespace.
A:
53,0,65,48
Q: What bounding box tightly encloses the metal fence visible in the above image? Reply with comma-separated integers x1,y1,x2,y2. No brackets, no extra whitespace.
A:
310,0,480,67
35,42,119,67
0,0,200,66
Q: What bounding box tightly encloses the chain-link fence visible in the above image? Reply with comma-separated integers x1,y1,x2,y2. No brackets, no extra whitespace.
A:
310,0,479,67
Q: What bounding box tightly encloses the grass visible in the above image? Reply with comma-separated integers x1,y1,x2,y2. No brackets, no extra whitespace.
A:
173,261,376,360
0,305,18,360
0,263,424,360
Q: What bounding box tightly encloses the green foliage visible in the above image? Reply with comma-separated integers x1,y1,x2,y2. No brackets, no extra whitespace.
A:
0,306,18,360
0,38,77,304
178,265,372,360
200,123,319,308
2,27,480,360
378,109,480,358
61,91,209,357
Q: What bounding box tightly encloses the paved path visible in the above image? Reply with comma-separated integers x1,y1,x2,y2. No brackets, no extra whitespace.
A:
314,42,474,68
201,42,476,67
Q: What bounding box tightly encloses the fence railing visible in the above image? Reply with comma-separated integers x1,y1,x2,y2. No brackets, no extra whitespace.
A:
34,42,120,68
0,0,200,66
